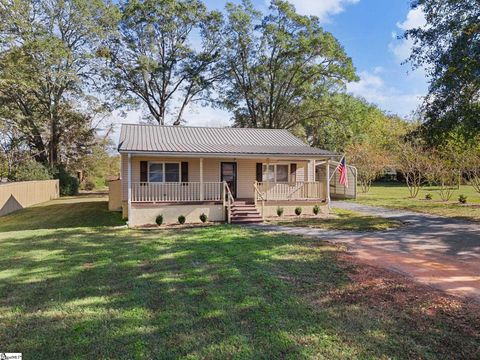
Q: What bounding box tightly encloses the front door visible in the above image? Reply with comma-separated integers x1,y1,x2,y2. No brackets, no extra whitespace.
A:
221,162,237,198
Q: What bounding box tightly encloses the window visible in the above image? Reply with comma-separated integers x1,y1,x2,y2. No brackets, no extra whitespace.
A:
148,162,180,183
262,163,290,182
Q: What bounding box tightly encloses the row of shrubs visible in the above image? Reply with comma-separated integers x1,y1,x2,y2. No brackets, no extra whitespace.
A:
276,205,321,217
155,213,208,226
425,193,469,204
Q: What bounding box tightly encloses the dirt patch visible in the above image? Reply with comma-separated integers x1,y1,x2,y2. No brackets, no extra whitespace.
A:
335,253,480,338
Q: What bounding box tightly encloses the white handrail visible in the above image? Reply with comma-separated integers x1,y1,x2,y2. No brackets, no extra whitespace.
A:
224,181,235,224
255,181,325,201
131,182,223,202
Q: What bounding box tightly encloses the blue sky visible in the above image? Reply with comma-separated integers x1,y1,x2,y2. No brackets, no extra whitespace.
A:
114,0,427,139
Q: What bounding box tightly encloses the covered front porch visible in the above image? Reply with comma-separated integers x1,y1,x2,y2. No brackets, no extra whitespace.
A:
121,154,336,226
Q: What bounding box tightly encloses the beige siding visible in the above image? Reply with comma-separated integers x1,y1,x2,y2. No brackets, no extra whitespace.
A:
0,180,59,216
108,180,122,211
121,156,311,200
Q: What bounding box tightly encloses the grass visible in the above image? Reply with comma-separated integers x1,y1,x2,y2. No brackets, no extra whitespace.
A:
268,208,402,231
356,183,480,222
0,195,479,359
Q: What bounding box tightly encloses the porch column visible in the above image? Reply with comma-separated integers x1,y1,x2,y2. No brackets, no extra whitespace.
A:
326,159,331,207
266,158,269,201
127,153,132,224
199,158,204,201
310,159,315,181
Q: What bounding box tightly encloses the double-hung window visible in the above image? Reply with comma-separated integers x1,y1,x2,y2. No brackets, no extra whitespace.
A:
148,162,180,183
262,164,290,182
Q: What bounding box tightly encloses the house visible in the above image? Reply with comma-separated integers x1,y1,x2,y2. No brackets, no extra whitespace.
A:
110,124,343,227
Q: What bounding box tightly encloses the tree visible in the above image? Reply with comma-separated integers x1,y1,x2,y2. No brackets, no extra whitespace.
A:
0,0,118,166
396,141,429,198
424,149,458,201
404,0,480,142
219,0,357,129
347,142,386,193
460,142,480,194
304,94,410,152
103,0,223,125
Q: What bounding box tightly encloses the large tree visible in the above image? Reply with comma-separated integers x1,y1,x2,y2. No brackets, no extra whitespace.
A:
0,0,118,166
219,0,357,129
404,0,480,142
103,0,223,125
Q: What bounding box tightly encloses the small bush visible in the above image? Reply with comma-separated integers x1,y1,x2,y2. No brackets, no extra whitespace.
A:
155,215,163,226
294,207,302,216
199,213,207,223
425,193,432,200
83,179,95,191
276,207,284,217
458,194,467,204
313,204,320,215
178,215,186,224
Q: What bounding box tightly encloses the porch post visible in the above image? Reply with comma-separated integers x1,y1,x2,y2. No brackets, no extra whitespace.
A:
127,153,132,224
266,158,269,201
199,158,204,201
326,159,331,208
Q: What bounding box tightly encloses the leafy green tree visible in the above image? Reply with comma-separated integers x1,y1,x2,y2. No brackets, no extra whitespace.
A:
103,0,223,125
0,0,118,166
404,0,480,142
219,0,357,129
304,94,410,152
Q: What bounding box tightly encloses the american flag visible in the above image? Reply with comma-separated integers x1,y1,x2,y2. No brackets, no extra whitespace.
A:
338,157,348,188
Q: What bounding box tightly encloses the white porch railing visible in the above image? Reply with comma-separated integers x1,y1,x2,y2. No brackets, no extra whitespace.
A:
131,182,223,202
254,181,325,201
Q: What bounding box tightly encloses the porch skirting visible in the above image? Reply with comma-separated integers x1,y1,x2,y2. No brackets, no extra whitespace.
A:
127,203,225,227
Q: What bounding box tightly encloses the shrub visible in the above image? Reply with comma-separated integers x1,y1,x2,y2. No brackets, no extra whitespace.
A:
458,194,467,204
83,179,96,191
425,193,432,200
313,204,320,215
276,207,284,217
294,207,302,216
178,215,186,224
199,213,207,223
52,165,79,196
14,160,51,181
155,215,163,226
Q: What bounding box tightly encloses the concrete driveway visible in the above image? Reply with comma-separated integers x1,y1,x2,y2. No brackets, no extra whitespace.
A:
254,201,480,302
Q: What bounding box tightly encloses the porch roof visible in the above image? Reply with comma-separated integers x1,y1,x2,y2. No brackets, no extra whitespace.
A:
118,124,337,158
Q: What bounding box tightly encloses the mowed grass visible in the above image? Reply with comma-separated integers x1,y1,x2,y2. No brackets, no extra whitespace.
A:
0,195,479,359
356,183,480,222
268,208,401,231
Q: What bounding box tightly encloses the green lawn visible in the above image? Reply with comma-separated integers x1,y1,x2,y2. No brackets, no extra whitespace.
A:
356,183,480,222
0,196,478,359
268,208,401,231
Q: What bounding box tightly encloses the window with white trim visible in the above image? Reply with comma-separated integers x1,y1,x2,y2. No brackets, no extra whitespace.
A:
148,162,180,182
262,163,290,182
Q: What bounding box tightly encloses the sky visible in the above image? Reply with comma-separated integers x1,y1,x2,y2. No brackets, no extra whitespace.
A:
112,0,427,141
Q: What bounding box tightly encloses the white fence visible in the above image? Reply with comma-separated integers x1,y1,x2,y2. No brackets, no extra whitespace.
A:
131,182,224,202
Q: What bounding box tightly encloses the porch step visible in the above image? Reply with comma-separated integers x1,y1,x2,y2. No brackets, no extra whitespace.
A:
230,201,263,224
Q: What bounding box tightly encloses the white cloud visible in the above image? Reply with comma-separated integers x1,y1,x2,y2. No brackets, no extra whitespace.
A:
389,7,426,62
347,70,423,118
288,0,360,22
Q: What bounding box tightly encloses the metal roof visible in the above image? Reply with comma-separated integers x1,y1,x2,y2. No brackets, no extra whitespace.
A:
118,124,334,157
